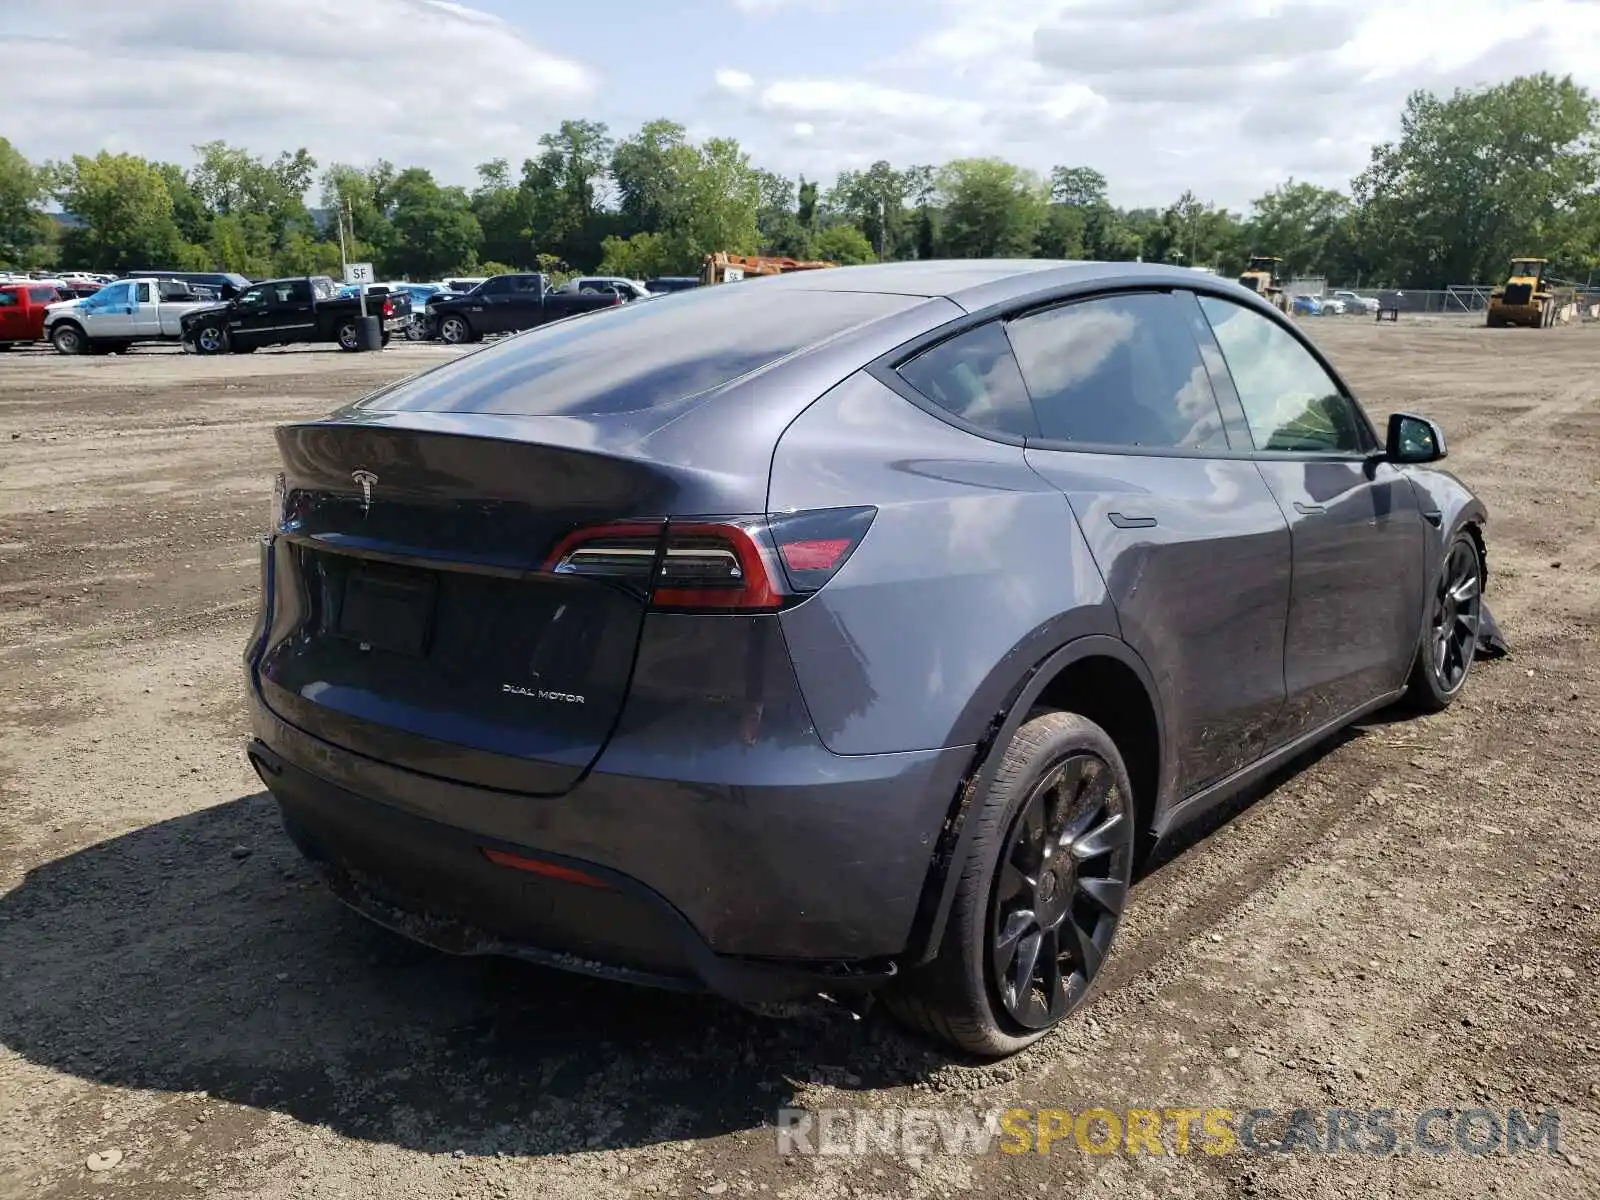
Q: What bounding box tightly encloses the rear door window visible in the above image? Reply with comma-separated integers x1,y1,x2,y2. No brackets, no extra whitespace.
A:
895,322,1038,438
1006,292,1230,451
360,288,921,416
29,287,58,304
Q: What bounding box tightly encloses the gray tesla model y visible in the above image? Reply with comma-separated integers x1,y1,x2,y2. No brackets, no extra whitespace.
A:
246,260,1490,1057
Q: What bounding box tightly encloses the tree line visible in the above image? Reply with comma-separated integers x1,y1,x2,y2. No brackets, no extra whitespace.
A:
1,73,1596,289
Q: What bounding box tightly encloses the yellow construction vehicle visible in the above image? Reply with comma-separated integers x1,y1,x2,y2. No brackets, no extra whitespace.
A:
1236,255,1288,311
700,252,838,285
1486,258,1560,328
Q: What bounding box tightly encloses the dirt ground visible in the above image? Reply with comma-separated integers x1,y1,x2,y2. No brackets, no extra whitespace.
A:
1,321,1597,1200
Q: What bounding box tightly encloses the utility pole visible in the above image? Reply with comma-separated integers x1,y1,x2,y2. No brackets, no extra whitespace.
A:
337,196,349,278
344,197,367,322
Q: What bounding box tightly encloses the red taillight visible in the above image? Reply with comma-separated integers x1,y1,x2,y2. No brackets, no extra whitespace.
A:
543,507,874,611
482,848,612,889
382,299,394,318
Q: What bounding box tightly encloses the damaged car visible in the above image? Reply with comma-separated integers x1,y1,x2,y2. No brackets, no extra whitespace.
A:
244,260,1502,1058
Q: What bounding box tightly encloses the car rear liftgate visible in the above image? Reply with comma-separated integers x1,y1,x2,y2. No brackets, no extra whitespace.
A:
257,420,682,797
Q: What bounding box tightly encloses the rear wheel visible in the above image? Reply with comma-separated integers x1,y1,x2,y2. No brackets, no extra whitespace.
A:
50,323,86,355
884,711,1135,1057
438,314,473,345
1405,531,1482,712
337,321,361,351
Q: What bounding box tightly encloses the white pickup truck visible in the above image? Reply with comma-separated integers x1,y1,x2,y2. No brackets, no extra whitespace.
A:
45,278,219,355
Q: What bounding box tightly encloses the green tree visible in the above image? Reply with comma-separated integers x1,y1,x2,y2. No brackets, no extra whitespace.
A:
678,137,761,259
598,231,675,278
813,223,876,264
0,137,49,266
521,119,614,268
53,152,197,271
796,177,819,231
935,159,1046,258
755,169,810,257
470,159,529,269
611,120,696,237
320,162,395,266
1247,180,1355,280
827,161,908,259
1034,204,1086,259
1355,73,1600,286
387,167,481,278
1049,165,1108,208
904,166,937,259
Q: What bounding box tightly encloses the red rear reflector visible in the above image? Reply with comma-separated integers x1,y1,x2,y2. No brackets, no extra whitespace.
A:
482,848,612,889
779,537,851,572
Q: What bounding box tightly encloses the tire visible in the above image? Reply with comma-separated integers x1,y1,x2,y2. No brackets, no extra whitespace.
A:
192,323,227,355
883,710,1137,1058
438,314,473,345
50,323,87,356
1404,530,1483,713
337,321,361,351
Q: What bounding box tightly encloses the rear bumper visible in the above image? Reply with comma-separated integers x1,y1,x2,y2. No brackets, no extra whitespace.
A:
245,685,972,1000
251,739,901,1002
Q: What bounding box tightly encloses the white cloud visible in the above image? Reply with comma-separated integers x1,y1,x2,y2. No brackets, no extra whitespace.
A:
716,70,1106,177
721,0,1600,207
715,69,755,93
0,0,597,183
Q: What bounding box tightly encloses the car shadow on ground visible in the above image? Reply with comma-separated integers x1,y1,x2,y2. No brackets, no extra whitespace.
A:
0,790,949,1156
0,711,1408,1157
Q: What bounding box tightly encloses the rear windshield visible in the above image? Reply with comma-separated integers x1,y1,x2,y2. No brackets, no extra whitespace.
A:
359,287,919,416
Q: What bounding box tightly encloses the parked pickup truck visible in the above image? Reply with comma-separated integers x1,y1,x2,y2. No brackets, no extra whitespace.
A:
180,276,412,354
44,278,218,355
426,272,623,344
0,281,73,348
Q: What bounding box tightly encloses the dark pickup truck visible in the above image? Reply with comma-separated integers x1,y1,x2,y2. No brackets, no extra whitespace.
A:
427,272,623,344
180,275,412,354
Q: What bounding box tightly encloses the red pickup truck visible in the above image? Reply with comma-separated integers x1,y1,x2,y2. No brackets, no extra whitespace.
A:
0,281,70,348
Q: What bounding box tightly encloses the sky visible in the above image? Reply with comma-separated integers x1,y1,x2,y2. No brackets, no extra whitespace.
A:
2,0,1598,211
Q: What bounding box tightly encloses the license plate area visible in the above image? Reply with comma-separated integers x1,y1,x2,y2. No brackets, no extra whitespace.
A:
337,561,436,656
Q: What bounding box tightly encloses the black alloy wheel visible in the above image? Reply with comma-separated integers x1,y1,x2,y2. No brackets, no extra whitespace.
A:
989,751,1130,1029
1430,535,1482,695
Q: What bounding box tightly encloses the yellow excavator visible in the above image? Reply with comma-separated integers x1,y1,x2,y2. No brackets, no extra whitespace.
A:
1486,258,1562,328
701,252,838,285
1236,255,1288,311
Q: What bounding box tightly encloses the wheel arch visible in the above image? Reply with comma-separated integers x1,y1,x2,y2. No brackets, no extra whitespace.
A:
902,634,1168,968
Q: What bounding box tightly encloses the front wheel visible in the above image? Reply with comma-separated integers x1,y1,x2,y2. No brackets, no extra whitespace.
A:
1404,531,1483,712
50,323,87,355
884,710,1136,1057
438,314,473,345
192,323,227,355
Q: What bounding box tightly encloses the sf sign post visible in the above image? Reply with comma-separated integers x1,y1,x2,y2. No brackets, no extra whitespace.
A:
344,263,375,320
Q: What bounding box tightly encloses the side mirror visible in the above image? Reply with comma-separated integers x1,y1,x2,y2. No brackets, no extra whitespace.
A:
1386,412,1447,464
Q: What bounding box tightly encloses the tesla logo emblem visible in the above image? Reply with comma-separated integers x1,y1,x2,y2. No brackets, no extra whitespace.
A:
351,469,378,513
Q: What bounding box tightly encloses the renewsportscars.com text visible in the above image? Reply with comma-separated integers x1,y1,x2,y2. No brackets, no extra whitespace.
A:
776,1106,1562,1158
